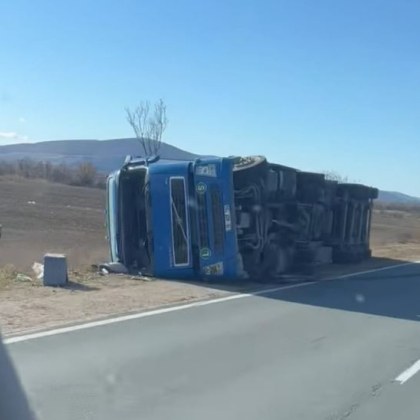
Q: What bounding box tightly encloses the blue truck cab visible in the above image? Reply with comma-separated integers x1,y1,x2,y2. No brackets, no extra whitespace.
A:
106,156,239,279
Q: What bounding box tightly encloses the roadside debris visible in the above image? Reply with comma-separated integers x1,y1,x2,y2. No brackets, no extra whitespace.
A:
32,262,44,280
94,262,154,281
15,274,33,283
98,262,128,275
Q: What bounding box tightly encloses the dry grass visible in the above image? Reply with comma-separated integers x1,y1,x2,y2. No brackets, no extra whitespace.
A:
0,264,18,289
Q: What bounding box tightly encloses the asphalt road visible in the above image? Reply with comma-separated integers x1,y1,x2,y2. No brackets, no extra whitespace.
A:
6,263,420,420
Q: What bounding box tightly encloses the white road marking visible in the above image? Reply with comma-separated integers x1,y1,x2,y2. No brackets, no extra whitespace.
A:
327,261,419,280
4,261,418,345
3,283,310,345
395,359,420,384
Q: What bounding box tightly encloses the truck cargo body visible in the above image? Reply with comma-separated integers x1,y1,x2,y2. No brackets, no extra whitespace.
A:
106,155,378,280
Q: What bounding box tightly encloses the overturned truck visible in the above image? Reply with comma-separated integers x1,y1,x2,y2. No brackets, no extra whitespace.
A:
106,155,377,280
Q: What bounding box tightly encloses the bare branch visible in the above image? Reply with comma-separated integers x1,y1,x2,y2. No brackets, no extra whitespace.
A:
125,99,167,157
324,170,349,183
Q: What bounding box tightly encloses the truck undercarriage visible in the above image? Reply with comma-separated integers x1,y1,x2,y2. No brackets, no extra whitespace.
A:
232,156,378,279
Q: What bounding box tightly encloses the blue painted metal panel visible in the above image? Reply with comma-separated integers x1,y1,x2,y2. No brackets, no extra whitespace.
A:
193,157,239,279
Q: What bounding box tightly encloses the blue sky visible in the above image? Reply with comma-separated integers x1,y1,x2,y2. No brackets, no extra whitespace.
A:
1,0,420,195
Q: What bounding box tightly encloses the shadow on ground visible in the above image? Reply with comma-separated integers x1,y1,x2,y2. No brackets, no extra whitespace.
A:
268,260,420,322
170,256,420,322
63,281,99,292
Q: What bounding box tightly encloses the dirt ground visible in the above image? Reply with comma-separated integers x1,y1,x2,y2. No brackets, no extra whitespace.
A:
0,275,227,336
1,176,419,337
0,176,108,272
370,207,420,261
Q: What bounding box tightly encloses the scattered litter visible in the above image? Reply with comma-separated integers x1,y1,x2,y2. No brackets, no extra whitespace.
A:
15,273,33,282
32,262,44,280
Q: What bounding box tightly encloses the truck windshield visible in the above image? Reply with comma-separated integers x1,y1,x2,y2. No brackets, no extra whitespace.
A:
119,167,151,272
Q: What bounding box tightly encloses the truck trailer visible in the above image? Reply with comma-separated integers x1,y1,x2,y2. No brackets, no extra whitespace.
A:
106,155,378,280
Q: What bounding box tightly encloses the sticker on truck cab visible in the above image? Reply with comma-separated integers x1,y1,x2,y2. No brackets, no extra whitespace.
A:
196,182,207,194
195,164,217,177
200,247,211,259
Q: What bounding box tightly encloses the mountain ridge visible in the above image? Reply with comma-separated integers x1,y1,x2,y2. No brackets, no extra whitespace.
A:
377,190,420,204
0,138,199,173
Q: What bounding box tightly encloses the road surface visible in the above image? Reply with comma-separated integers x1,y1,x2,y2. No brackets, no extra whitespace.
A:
5,263,420,420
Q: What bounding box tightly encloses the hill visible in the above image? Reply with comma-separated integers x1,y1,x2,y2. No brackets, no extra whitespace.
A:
377,190,420,204
0,138,198,173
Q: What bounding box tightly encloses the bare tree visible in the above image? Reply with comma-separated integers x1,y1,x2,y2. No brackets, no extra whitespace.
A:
324,170,349,183
125,99,168,157
75,162,97,187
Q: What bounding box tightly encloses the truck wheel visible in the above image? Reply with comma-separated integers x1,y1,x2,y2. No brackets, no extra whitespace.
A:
233,156,268,189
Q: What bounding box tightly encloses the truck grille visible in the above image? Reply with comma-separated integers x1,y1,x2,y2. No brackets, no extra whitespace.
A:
210,185,224,253
197,192,210,250
170,178,189,265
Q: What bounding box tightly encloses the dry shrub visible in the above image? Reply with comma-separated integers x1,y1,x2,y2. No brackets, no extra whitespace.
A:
0,160,106,189
0,264,18,289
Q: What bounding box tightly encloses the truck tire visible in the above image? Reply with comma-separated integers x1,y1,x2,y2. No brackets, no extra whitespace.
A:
233,156,268,189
